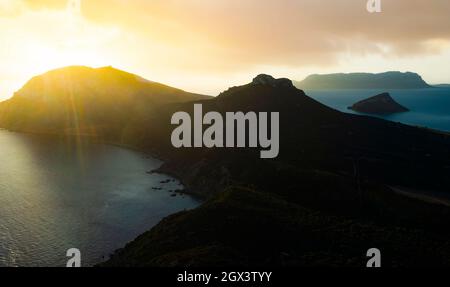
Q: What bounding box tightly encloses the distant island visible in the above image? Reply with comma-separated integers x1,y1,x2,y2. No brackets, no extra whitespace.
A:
348,92,410,115
296,72,431,90
434,84,450,88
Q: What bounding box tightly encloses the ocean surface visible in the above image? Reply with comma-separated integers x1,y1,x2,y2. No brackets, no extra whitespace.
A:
0,130,200,267
305,88,450,132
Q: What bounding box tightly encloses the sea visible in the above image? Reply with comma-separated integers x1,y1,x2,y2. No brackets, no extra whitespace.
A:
0,131,200,267
306,88,450,132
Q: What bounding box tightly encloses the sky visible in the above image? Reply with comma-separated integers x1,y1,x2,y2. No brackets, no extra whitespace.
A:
0,0,449,99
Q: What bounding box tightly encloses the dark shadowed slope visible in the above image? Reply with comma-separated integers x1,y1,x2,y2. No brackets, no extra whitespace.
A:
141,75,450,198
103,187,450,267
103,75,450,267
2,69,450,267
0,66,208,139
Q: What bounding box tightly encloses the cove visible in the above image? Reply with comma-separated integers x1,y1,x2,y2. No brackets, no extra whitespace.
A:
0,130,201,267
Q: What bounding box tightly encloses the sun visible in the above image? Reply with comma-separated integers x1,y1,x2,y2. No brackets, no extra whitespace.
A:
25,0,113,74
0,0,122,100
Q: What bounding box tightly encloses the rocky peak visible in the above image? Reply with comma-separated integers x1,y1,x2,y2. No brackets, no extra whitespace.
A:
252,74,294,88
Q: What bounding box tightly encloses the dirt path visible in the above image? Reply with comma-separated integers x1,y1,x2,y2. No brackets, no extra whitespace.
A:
390,186,450,207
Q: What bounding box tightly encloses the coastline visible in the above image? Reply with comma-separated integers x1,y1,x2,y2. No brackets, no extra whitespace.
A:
0,128,211,200
0,128,206,198
0,128,207,266
3,116,450,267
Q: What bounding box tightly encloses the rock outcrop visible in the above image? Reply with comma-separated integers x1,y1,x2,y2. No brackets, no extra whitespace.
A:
252,74,294,88
348,92,410,114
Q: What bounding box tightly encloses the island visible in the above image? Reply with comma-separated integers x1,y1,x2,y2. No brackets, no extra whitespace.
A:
348,92,410,114
296,71,431,90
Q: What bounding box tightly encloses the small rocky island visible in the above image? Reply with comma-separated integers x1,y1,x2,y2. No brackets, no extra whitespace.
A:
348,92,410,114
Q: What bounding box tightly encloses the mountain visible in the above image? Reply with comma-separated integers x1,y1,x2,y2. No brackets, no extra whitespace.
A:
296,72,431,90
100,75,450,267
2,69,450,267
348,92,410,114
0,66,208,139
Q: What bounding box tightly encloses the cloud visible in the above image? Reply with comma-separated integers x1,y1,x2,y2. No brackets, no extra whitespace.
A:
1,0,450,98
72,0,450,72
8,0,450,73
0,0,25,16
23,0,66,10
0,0,124,99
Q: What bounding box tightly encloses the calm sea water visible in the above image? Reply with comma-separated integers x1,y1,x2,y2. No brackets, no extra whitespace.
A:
306,88,450,132
0,131,200,267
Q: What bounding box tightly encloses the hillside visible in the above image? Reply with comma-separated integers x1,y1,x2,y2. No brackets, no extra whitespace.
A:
101,75,450,267
140,75,450,198
2,70,450,267
0,66,208,139
296,72,431,90
103,187,450,267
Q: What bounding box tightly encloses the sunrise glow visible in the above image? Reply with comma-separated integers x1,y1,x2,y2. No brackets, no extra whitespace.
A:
1,0,450,100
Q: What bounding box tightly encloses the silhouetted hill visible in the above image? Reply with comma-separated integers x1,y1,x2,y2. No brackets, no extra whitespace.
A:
2,70,450,267
102,75,450,267
140,75,450,197
0,66,208,138
296,72,431,90
348,92,410,114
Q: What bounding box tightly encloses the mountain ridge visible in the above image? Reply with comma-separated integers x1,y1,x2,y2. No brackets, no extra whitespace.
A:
100,74,450,267
296,71,431,90
0,66,209,138
2,68,450,267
